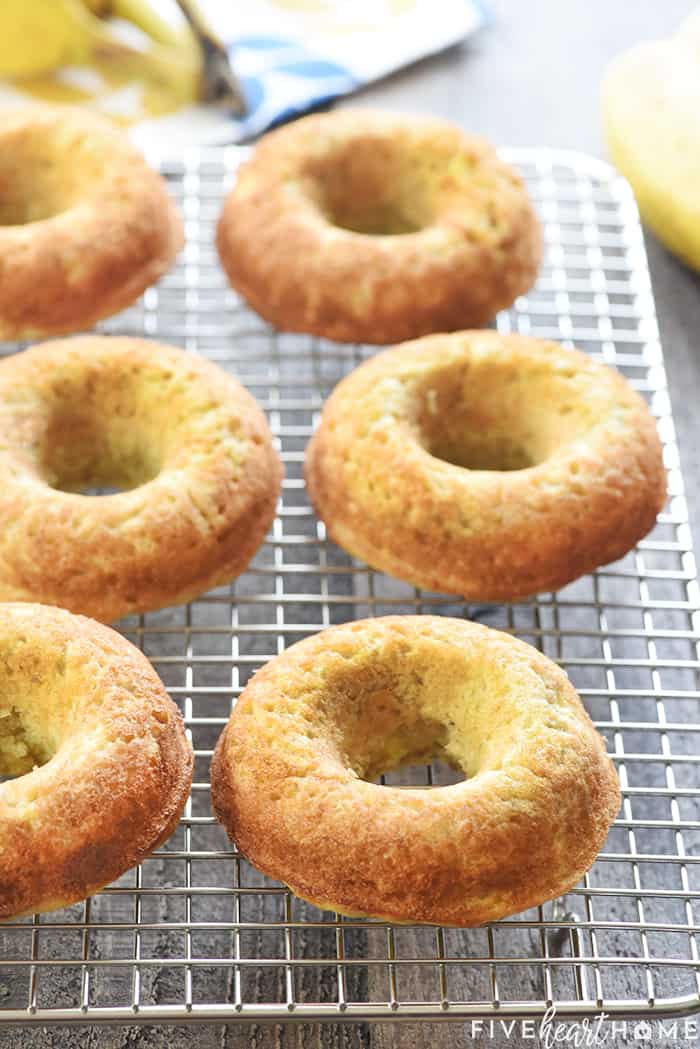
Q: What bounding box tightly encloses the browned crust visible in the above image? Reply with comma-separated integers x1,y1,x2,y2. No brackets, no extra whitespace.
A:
216,110,542,344
0,335,283,622
304,331,667,601
211,616,621,926
0,105,183,339
0,602,193,919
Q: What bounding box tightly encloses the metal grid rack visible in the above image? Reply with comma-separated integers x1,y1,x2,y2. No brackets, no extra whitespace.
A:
0,146,699,1025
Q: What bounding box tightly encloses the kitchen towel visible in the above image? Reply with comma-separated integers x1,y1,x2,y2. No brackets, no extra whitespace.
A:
135,0,487,149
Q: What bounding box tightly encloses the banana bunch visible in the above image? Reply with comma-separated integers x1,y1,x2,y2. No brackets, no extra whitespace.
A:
0,0,203,119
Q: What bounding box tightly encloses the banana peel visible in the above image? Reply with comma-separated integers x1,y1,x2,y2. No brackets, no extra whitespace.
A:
0,0,202,121
601,11,700,272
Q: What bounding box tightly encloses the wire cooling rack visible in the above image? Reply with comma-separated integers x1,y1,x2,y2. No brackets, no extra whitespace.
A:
0,147,698,1026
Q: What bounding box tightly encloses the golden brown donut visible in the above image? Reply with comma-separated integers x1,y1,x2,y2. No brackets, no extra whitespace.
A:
0,336,282,622
212,615,620,926
0,602,192,918
216,110,541,344
0,104,183,339
305,331,666,601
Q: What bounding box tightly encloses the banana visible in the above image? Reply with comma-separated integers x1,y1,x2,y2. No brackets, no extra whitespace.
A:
0,0,202,119
0,0,93,78
602,10,700,272
84,0,187,49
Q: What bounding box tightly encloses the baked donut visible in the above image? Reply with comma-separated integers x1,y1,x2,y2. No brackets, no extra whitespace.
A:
216,110,541,344
305,331,666,600
0,104,182,339
212,616,620,926
0,336,282,622
0,602,192,918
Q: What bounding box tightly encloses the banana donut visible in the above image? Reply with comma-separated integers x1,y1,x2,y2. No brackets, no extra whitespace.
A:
305,331,666,601
0,602,192,919
212,616,620,926
0,336,282,622
216,110,542,344
0,104,182,339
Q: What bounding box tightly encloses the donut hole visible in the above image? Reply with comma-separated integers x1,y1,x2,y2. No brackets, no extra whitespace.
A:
355,714,454,783
80,485,128,497
0,707,52,779
413,359,591,472
328,654,521,786
0,166,69,226
428,433,535,472
304,138,438,236
324,198,426,237
418,391,541,472
0,639,73,780
329,679,463,783
0,189,64,227
374,758,465,788
41,410,163,494
0,131,90,226
36,372,167,494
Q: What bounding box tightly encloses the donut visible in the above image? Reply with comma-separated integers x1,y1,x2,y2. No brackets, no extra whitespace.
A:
211,616,620,926
0,336,282,622
216,110,542,344
0,602,192,918
0,104,183,339
305,331,666,601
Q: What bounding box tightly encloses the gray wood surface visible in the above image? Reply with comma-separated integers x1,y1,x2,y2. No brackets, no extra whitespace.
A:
3,2,700,1047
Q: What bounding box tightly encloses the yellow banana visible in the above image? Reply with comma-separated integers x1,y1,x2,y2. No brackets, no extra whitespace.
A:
602,9,700,272
0,0,95,78
0,0,202,119
83,0,187,50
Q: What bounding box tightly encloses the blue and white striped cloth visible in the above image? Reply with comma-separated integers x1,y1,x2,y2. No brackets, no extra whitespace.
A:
132,0,487,149
219,0,486,141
